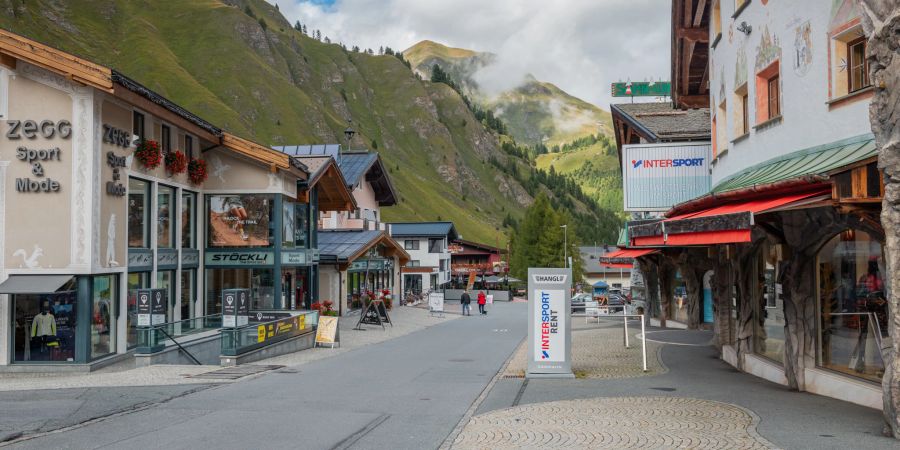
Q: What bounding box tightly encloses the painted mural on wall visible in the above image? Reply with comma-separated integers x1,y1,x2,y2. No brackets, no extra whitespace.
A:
718,67,726,105
735,46,748,87
792,21,813,77
829,0,861,31
210,154,231,183
754,26,782,72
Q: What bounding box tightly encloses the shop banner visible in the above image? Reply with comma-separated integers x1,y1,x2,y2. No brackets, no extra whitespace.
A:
428,292,445,313
208,194,271,247
205,251,274,266
315,316,339,347
255,314,308,344
136,289,151,326
527,268,573,378
622,142,711,211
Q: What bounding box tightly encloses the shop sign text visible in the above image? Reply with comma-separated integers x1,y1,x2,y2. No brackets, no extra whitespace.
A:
105,151,127,196
205,251,274,266
6,119,71,140
102,124,132,148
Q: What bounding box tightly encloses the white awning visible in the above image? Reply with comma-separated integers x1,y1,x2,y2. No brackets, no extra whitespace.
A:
0,275,74,294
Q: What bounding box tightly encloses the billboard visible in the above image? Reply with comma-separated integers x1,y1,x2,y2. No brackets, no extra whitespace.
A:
622,142,712,211
611,81,671,97
526,268,574,378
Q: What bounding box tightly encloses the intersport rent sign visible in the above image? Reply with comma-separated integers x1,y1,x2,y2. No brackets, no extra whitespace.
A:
622,142,711,212
527,268,573,378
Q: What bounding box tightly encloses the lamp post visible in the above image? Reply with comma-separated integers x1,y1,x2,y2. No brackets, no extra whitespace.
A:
560,224,568,268
343,120,355,163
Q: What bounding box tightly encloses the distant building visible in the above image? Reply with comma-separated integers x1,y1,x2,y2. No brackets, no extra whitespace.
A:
579,246,632,292
389,222,458,294
449,239,506,287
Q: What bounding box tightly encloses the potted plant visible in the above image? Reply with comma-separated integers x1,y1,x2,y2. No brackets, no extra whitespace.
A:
165,150,188,175
380,289,392,310
187,158,208,184
134,140,162,170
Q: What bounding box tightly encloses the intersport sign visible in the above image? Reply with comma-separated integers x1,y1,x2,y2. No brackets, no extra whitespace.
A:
622,142,711,212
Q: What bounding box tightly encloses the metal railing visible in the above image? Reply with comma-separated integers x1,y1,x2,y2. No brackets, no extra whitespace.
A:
136,314,223,354
220,310,319,356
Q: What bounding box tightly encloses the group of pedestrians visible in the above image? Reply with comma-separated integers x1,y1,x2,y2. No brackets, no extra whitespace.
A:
460,289,488,316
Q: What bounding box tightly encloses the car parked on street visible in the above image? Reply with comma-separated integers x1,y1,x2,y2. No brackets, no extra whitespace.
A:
571,293,597,313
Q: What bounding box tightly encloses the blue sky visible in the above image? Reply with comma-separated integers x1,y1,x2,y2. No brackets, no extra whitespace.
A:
269,0,670,107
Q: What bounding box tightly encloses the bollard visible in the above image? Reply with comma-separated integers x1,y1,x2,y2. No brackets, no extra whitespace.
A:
641,313,648,372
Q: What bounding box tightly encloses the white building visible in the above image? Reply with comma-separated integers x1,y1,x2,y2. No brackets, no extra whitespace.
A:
389,222,458,294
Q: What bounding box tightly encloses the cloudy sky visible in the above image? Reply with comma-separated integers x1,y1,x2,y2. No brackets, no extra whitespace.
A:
269,0,670,108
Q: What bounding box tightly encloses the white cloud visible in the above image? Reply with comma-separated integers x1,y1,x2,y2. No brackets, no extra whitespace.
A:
269,0,670,108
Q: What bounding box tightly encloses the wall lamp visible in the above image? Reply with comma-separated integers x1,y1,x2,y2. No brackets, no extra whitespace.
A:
737,21,752,35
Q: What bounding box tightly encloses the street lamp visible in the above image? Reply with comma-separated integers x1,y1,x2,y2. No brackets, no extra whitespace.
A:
343,120,355,163
560,224,568,268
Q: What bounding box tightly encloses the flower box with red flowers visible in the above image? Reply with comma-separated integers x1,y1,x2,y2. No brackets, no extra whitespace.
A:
187,158,208,184
165,150,188,174
134,140,162,170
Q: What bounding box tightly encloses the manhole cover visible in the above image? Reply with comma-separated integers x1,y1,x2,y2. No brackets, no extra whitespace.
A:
190,365,284,380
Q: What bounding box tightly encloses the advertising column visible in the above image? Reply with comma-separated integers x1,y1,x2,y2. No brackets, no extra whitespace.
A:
526,268,573,378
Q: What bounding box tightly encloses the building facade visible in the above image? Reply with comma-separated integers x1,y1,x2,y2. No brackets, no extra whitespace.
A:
390,222,457,294
449,239,506,288
0,29,353,370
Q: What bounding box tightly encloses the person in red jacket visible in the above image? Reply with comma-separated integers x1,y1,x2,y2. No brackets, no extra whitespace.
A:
477,291,487,315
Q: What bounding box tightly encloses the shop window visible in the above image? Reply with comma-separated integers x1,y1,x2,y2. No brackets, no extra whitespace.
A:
156,270,175,321
157,185,174,248
754,243,785,363
181,191,196,249
817,230,889,383
128,178,149,248
207,194,274,247
184,134,194,160
294,202,309,248
206,268,275,313
91,275,117,360
12,277,77,362
428,238,442,253
404,240,419,250
161,124,171,153
180,269,195,320
282,199,296,248
755,61,781,124
715,101,727,156
127,272,149,348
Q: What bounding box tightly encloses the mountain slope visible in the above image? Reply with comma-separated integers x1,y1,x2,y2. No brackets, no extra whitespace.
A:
404,40,612,147
0,0,620,245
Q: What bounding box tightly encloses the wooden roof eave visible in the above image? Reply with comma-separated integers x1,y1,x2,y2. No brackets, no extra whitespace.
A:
0,29,113,92
221,133,308,179
305,160,356,212
345,232,411,266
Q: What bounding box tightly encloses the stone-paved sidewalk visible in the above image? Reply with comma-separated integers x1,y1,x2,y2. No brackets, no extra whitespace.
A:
0,305,456,392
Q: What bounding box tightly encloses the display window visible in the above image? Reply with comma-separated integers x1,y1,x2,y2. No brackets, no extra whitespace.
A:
181,191,196,249
127,272,150,348
12,277,77,362
755,243,785,363
207,194,273,247
205,268,275,314
91,275,117,360
128,178,149,248
158,185,174,248
283,200,296,248
818,230,889,382
180,269,195,320
157,270,175,321
295,202,309,248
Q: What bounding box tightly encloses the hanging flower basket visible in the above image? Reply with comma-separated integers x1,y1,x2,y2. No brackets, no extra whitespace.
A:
164,150,188,174
187,158,208,185
134,140,162,170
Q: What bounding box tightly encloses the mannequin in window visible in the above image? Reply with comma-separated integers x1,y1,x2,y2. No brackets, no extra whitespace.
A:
31,307,58,358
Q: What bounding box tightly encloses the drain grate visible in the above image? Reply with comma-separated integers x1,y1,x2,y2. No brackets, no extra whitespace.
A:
503,374,525,379
650,387,677,392
189,365,284,380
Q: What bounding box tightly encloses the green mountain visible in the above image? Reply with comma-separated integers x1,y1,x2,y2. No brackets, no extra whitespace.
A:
0,0,620,245
535,135,623,216
404,40,613,147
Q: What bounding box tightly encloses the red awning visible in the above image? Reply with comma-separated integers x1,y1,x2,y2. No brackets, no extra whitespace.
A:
598,248,658,268
631,189,830,247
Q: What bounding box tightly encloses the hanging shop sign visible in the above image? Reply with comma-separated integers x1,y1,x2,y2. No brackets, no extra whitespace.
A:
204,251,274,266
527,267,573,378
222,288,250,328
622,142,712,211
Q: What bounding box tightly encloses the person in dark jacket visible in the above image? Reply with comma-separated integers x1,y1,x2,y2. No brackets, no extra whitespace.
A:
460,290,472,316
477,291,487,315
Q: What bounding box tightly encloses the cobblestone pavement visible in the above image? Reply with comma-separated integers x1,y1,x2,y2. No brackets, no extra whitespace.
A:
0,306,455,391
452,396,775,449
503,319,665,379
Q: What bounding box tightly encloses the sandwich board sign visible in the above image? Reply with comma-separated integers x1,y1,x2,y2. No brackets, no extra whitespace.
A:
136,289,152,326
526,268,574,378
428,291,445,317
315,316,340,348
222,289,250,327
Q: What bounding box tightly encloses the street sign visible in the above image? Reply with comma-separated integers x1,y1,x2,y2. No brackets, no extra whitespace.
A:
611,81,671,97
223,288,250,327
527,268,574,378
150,288,167,325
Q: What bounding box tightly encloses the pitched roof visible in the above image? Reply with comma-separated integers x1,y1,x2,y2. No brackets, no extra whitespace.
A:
292,156,356,212
339,152,397,206
579,246,632,275
611,102,710,142
318,229,409,265
271,144,341,159
389,222,458,240
339,152,379,187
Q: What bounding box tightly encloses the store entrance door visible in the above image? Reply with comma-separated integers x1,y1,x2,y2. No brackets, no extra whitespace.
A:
282,268,295,310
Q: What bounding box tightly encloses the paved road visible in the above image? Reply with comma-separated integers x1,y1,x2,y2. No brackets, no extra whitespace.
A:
5,302,527,450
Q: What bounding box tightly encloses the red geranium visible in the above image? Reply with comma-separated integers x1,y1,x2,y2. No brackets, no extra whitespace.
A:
165,150,188,174
187,158,208,184
134,140,162,170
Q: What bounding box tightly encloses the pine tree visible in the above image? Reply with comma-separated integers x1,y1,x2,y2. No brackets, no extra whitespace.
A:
294,21,302,31
378,46,384,55
324,36,331,44
302,24,307,35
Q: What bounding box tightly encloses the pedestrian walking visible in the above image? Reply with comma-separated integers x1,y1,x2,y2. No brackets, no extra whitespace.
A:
477,291,487,315
461,290,472,316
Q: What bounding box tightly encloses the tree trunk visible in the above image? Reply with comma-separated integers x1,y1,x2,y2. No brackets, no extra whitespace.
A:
859,1,900,438
677,259,703,330
658,258,676,329
712,249,734,350
638,258,661,321
733,245,757,370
